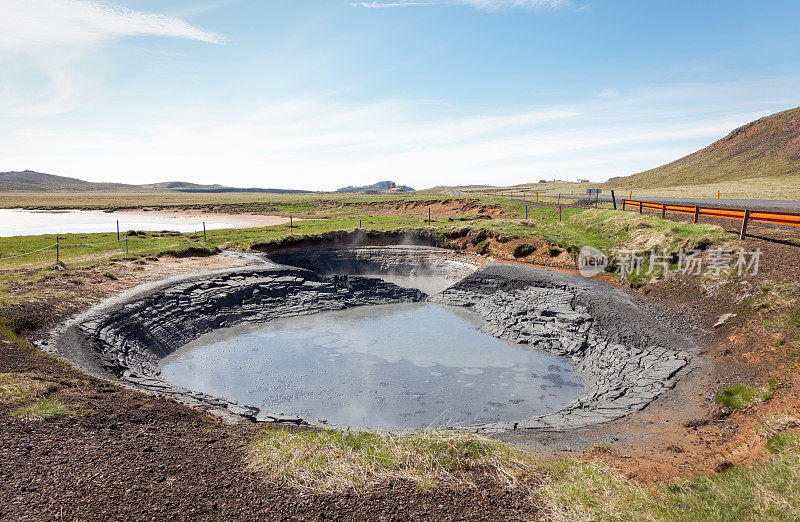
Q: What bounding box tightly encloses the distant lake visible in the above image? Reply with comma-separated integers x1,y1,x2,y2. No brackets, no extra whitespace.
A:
0,209,246,237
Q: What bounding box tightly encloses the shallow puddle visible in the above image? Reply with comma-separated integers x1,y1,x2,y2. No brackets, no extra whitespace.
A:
160,303,583,429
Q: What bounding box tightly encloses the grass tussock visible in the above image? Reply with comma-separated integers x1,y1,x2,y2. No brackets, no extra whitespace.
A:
539,449,800,521
250,427,800,518
715,379,778,410
12,399,65,420
0,325,36,351
766,432,800,454
0,373,57,404
249,429,537,492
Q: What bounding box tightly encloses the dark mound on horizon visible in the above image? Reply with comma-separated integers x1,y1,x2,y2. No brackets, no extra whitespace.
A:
0,171,312,194
336,180,414,193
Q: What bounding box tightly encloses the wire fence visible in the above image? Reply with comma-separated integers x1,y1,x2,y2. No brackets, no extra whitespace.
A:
0,224,266,267
0,216,363,267
0,243,59,262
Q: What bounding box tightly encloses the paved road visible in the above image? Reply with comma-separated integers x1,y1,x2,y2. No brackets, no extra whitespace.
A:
450,188,463,197
559,194,800,213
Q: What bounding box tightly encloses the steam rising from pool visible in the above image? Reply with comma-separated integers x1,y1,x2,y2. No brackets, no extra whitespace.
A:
159,303,582,429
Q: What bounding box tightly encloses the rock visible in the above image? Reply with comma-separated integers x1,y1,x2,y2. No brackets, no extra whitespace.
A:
512,244,536,258
715,460,733,473
713,313,737,329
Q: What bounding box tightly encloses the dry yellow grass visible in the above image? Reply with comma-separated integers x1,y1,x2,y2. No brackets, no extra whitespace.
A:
461,176,800,200
0,373,57,404
249,427,800,519
249,428,538,493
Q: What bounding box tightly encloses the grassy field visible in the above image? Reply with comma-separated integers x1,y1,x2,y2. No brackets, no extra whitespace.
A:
0,216,427,270
250,428,534,492
249,428,800,520
0,200,726,271
460,177,800,200
7,178,800,216
0,190,455,210
542,446,800,520
1,191,795,519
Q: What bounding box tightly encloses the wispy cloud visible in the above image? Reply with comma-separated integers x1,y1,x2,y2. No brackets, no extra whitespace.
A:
0,0,223,118
5,78,798,189
351,0,570,10
0,0,224,48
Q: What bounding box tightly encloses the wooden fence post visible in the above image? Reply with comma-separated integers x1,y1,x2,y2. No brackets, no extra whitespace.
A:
56,236,59,264
693,206,700,223
611,190,617,210
661,203,666,219
622,199,626,211
116,220,120,241
639,200,643,214
740,209,750,239
203,222,207,243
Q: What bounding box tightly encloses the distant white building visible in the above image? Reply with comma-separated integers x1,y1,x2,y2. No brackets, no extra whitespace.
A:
577,178,590,183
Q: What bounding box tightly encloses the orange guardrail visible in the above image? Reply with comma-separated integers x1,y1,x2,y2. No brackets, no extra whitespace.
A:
621,199,800,239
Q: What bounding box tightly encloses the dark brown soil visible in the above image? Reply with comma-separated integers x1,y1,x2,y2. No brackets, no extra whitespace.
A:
0,340,540,521
567,210,800,481
467,202,800,482
0,255,541,521
3,205,800,516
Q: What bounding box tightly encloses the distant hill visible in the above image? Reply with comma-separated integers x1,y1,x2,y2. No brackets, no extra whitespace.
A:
0,171,312,194
611,106,800,188
336,181,414,193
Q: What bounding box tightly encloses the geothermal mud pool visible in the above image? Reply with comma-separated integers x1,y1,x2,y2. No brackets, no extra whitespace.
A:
50,244,695,432
160,303,582,429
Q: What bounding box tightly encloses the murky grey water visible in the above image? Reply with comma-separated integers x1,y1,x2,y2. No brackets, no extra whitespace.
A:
160,303,583,429
0,209,236,237
365,274,457,295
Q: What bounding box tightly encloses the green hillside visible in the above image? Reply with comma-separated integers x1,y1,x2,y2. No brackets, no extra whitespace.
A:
612,106,800,189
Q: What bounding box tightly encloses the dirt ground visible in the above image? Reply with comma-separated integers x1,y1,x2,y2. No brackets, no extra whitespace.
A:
145,199,510,220
116,208,295,228
564,206,800,482
2,203,800,518
1,252,543,521
0,339,539,521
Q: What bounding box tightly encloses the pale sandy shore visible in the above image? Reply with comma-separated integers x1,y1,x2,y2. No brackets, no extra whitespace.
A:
115,209,297,228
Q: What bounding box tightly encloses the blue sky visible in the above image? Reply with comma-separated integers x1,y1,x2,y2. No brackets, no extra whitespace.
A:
1,0,799,190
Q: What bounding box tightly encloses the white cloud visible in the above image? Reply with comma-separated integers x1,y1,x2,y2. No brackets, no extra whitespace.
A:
0,0,223,118
4,78,798,189
352,0,570,10
0,0,223,48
